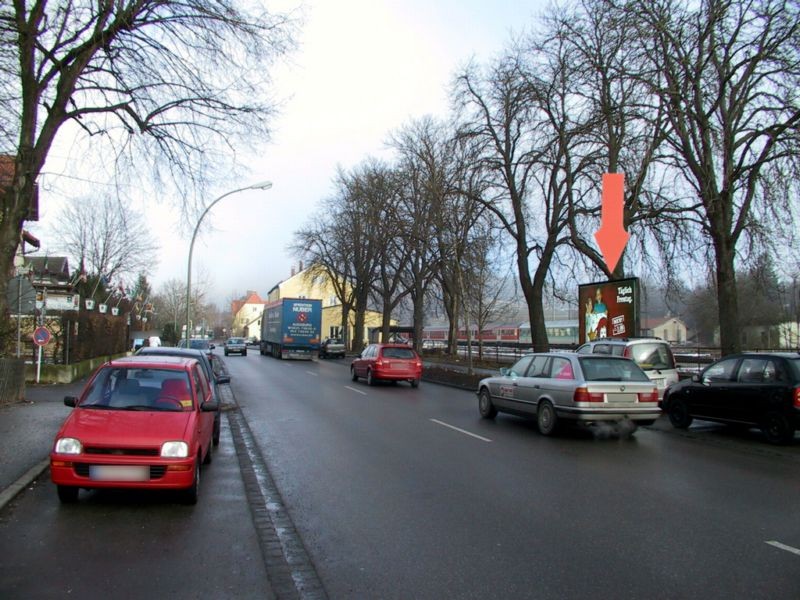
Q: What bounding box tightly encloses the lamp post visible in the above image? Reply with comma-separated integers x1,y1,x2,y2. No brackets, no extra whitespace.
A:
186,181,273,345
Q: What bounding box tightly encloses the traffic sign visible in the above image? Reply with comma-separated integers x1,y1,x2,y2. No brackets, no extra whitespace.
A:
33,326,51,346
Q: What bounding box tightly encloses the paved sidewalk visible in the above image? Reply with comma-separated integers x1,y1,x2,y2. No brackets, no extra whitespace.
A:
0,380,86,509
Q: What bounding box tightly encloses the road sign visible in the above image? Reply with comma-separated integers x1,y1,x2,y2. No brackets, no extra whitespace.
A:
33,326,51,346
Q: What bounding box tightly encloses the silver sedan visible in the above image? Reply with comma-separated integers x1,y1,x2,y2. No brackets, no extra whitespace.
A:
476,352,660,435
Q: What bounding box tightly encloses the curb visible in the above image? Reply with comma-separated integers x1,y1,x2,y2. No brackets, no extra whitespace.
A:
0,458,49,512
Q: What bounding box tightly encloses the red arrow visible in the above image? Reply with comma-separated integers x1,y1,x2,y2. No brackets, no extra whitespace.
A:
594,173,629,273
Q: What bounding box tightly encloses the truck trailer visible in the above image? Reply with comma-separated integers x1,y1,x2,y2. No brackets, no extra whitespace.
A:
259,298,322,360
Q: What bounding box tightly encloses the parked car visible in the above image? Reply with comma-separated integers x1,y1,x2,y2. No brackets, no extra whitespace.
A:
136,346,230,446
224,337,248,356
476,352,660,435
178,338,215,356
661,352,800,444
576,337,679,399
320,338,346,359
351,343,423,387
247,336,259,346
50,355,219,504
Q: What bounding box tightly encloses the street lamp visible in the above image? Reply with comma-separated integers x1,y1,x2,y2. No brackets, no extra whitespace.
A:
186,181,273,345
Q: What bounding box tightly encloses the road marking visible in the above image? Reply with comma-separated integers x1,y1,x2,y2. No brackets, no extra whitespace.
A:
305,371,318,376
430,419,492,442
766,541,800,556
345,386,367,395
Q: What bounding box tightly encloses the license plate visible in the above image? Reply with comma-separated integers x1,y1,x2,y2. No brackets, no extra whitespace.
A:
89,465,149,481
653,379,665,388
606,393,636,403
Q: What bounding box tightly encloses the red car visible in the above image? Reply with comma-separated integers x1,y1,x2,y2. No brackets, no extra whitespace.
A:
350,343,423,387
50,355,218,505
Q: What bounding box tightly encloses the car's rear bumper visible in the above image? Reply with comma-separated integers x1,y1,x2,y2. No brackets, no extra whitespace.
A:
556,405,662,422
373,368,422,381
50,457,196,489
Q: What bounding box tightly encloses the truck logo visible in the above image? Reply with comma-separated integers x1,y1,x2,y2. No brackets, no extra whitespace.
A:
297,312,308,323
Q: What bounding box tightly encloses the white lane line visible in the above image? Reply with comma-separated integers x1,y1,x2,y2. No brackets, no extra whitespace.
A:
766,541,800,556
430,419,492,442
305,371,318,376
345,386,367,396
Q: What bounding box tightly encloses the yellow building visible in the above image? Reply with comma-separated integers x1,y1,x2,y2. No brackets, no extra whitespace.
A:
231,290,267,339
268,265,391,347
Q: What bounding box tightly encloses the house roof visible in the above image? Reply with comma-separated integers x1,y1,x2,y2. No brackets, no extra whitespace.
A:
231,290,267,315
26,255,70,278
642,317,686,330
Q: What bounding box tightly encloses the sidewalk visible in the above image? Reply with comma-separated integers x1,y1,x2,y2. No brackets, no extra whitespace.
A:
0,380,86,510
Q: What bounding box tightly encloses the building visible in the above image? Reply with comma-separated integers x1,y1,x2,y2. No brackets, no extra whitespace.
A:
641,317,688,344
230,290,267,339
267,264,389,347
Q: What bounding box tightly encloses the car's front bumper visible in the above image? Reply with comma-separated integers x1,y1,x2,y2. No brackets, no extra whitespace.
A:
50,456,197,490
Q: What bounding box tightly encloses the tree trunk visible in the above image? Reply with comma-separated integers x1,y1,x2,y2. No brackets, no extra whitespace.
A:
411,289,425,353
380,295,393,342
340,304,350,349
714,236,739,356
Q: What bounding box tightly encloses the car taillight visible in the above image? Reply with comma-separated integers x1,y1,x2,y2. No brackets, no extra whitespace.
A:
375,359,383,367
574,387,604,402
623,347,632,358
794,387,800,409
638,390,658,403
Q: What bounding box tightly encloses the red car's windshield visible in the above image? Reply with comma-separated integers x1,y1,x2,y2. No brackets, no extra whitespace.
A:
80,367,194,411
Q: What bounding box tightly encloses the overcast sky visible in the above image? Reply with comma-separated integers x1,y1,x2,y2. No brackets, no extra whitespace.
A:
31,0,548,309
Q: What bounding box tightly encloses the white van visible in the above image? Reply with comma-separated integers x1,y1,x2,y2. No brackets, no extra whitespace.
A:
576,338,679,399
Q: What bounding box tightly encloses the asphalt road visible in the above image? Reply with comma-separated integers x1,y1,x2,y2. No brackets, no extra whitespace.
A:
2,351,798,599
228,352,800,600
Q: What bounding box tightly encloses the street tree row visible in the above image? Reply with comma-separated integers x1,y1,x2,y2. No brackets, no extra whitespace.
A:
299,0,800,356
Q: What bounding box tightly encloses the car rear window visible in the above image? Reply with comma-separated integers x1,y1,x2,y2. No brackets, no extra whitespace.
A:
382,347,417,360
784,358,800,380
628,343,675,370
579,357,650,382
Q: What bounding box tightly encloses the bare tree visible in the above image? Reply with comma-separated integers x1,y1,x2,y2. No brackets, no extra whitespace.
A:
462,225,515,361
455,36,594,353
292,211,357,349
390,117,458,352
552,0,689,282
0,1,296,352
50,195,159,283
630,0,800,355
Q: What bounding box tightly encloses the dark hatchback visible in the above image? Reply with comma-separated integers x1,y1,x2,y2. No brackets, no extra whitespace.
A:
136,346,230,446
661,352,800,444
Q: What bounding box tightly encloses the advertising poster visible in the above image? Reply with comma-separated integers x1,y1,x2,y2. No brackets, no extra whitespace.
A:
578,278,639,343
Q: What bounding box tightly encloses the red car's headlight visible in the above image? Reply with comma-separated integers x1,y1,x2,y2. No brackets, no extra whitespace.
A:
161,441,189,458
54,437,82,455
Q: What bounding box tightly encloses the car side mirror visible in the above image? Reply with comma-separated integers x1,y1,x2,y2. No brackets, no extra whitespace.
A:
201,400,219,412
209,343,215,350
215,374,231,385
64,396,77,407
691,374,700,383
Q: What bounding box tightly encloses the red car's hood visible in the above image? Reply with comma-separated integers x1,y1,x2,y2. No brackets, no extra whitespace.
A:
58,408,192,447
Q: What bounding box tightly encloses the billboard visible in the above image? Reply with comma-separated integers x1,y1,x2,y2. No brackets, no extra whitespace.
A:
578,278,639,343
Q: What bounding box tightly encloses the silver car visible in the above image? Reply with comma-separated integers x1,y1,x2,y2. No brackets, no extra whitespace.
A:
476,352,660,435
